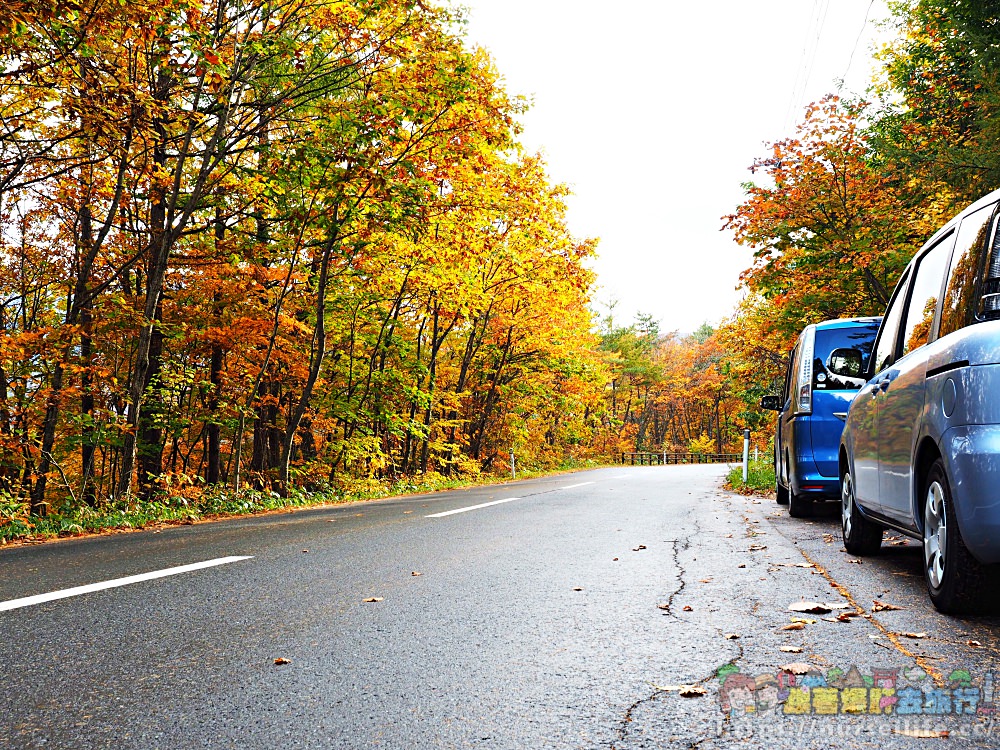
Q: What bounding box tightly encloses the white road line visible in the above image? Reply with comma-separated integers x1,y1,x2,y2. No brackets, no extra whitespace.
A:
0,556,253,613
558,482,595,490
425,497,520,518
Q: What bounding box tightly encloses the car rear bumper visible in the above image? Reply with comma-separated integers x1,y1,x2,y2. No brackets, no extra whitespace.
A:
790,468,840,500
941,424,1000,564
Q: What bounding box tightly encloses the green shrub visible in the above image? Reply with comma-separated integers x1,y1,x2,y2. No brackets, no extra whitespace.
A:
726,459,775,494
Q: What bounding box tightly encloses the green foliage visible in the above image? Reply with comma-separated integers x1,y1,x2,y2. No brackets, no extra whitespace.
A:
725,459,776,495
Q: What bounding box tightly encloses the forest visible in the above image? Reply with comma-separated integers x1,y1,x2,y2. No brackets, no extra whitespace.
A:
0,0,995,536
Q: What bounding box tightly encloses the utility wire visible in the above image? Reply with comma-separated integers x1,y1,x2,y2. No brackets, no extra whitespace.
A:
841,0,877,89
784,0,830,132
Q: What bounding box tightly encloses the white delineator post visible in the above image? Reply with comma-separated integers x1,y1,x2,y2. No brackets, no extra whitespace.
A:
511,452,515,480
742,429,751,483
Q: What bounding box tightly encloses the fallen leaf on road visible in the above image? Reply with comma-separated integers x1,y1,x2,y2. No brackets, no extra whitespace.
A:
633,545,647,551
872,600,903,612
890,539,908,546
892,729,949,739
682,605,693,612
781,623,806,631
302,549,309,553
678,685,708,697
411,571,422,576
774,562,814,569
823,602,851,610
847,559,863,564
651,683,708,697
724,633,740,640
823,534,835,543
363,597,384,603
403,511,413,514
969,640,983,648
780,662,816,675
837,612,860,621
274,658,291,665
779,646,803,653
613,557,619,561
749,544,767,551
572,587,584,591
699,578,713,583
724,534,733,538
789,601,832,614
791,617,817,624
899,631,928,639
737,564,746,568
656,603,670,610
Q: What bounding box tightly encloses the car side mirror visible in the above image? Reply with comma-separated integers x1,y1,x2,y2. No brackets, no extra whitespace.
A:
759,395,782,411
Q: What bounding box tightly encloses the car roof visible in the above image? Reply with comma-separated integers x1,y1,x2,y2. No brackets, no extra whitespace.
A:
813,316,882,331
914,187,1000,258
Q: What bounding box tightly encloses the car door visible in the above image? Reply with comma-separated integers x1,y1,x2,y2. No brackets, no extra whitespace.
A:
809,323,878,478
877,233,956,524
775,343,797,487
850,272,910,509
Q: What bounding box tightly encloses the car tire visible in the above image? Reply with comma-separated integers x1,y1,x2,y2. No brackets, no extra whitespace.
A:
776,479,789,505
788,488,812,518
923,459,997,614
841,468,882,555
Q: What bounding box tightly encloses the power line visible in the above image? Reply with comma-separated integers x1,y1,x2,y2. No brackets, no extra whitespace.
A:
784,0,830,132
842,0,877,88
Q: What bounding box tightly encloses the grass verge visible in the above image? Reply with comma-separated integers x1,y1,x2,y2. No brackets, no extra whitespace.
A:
0,459,608,546
724,459,776,495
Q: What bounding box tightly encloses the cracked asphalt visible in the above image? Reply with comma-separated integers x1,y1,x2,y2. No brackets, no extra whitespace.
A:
2,465,1000,749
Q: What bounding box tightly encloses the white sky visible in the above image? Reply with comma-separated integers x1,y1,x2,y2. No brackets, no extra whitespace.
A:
454,0,893,334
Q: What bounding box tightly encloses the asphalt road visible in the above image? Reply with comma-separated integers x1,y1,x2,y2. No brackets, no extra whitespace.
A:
2,466,1000,749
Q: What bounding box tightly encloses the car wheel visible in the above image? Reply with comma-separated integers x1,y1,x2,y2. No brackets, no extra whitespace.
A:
776,479,789,505
841,468,882,555
923,459,996,614
788,488,812,518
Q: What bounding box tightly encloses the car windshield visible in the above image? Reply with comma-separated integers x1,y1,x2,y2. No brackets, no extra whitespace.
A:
812,324,879,391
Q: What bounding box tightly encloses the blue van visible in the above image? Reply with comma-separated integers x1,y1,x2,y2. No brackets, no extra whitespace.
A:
761,317,881,517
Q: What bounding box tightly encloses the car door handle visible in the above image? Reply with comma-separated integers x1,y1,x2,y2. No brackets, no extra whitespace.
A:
833,412,847,421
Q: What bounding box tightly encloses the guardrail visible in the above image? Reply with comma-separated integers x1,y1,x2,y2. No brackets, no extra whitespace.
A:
620,452,743,466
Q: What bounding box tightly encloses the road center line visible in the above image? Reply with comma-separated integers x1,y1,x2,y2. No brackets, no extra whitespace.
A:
425,497,520,518
0,556,253,613
557,481,594,490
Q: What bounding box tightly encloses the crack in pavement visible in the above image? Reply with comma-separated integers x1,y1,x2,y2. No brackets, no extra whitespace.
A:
611,515,742,750
658,537,691,618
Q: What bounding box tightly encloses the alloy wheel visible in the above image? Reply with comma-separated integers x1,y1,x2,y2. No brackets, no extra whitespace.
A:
841,472,854,540
924,480,948,591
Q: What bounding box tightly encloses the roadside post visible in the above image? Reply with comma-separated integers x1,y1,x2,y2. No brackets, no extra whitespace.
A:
742,429,750,483
511,452,515,480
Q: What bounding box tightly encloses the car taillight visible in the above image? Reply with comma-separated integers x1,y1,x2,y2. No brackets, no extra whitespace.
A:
983,219,1000,319
793,327,815,415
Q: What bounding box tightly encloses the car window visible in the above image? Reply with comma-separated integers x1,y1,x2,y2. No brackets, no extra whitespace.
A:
781,344,797,404
940,205,996,337
872,271,911,375
901,235,954,357
812,325,878,391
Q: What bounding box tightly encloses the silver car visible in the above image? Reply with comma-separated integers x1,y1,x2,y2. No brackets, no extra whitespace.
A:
839,189,1000,613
